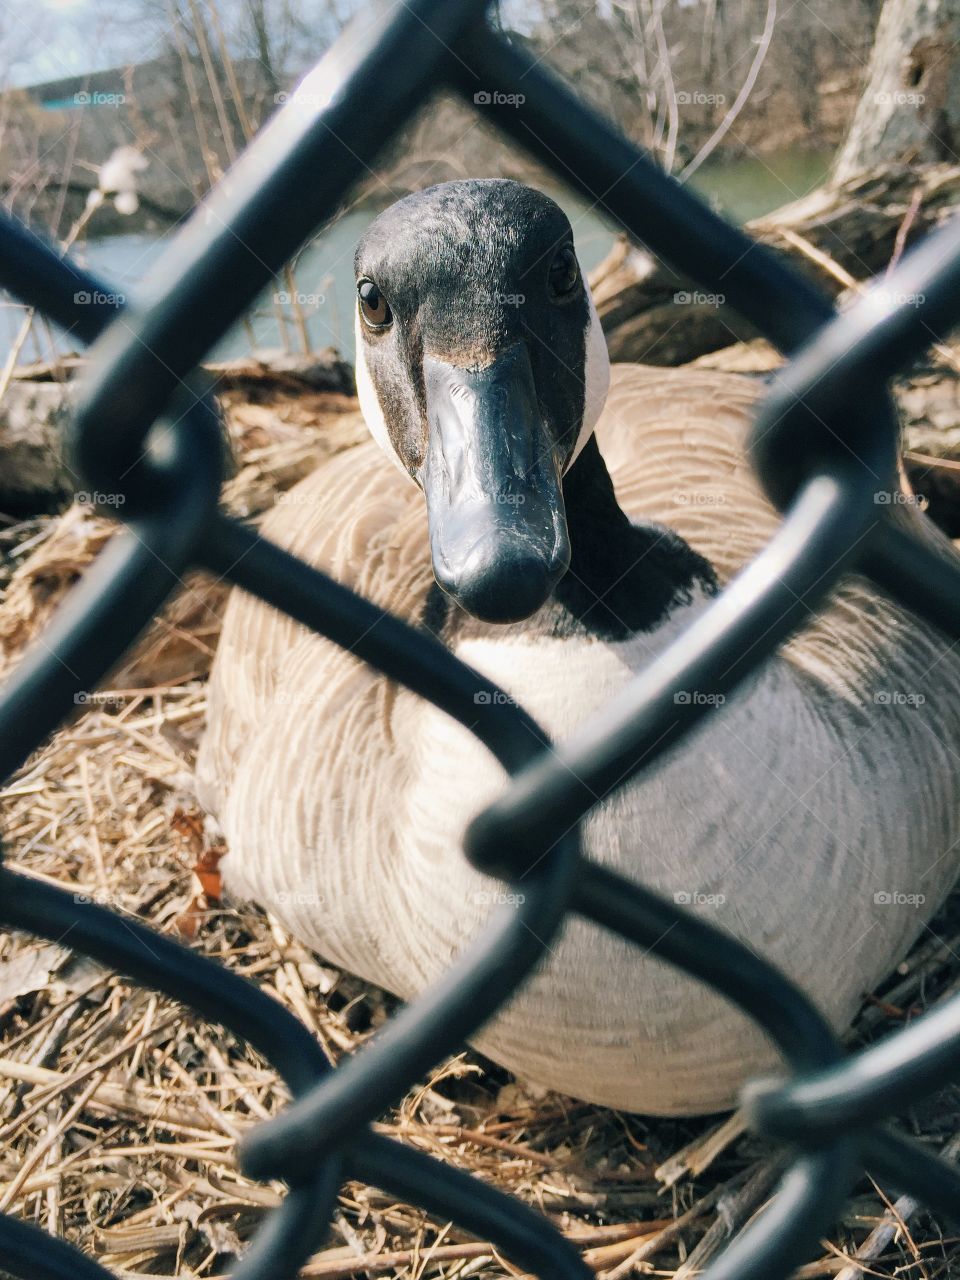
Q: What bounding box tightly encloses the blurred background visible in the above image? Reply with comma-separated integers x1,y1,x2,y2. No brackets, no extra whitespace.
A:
6,0,960,520
0,0,890,364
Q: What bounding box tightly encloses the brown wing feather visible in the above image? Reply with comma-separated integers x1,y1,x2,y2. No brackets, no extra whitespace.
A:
197,441,430,812
596,364,778,579
597,364,955,705
200,362,948,811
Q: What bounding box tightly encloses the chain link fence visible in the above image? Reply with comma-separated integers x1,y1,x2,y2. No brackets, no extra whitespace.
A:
2,1,960,1277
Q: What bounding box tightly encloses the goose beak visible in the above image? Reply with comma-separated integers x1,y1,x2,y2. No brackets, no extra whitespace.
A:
421,343,570,623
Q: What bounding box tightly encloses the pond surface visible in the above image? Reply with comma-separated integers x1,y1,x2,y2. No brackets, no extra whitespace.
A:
5,148,831,367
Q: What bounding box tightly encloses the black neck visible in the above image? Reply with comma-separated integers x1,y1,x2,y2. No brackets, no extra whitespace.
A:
420,434,717,643
552,434,717,639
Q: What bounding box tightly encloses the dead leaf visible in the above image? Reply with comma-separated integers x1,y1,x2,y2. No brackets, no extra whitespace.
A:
0,942,69,1003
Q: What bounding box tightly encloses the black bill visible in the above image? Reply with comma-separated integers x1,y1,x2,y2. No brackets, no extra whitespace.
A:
421,342,570,623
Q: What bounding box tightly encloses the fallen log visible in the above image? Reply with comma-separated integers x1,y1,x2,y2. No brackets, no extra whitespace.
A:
590,163,960,365
0,349,356,513
0,381,75,512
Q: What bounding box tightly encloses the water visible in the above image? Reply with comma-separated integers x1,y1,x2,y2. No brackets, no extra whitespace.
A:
4,150,831,367
691,148,832,222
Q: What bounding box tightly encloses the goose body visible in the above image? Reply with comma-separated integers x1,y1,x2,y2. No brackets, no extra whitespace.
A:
197,182,960,1114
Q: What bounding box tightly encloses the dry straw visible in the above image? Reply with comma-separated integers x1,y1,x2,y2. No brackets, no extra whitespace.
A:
0,368,957,1279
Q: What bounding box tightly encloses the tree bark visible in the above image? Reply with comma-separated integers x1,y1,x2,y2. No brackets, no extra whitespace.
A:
834,0,960,182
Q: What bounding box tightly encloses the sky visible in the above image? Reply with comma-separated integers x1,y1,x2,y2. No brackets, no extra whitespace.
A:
1,0,351,87
0,0,542,89
2,0,161,87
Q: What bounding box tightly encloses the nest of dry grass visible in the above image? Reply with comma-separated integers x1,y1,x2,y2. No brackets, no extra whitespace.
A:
1,372,959,1280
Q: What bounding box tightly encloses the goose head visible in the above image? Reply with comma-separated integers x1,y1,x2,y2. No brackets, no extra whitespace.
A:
354,179,611,624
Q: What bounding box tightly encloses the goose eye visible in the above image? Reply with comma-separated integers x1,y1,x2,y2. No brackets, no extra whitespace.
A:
548,244,580,300
358,278,393,329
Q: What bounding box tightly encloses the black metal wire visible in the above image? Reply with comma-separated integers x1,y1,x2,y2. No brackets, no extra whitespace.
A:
448,17,835,354
68,0,484,500
0,1211,120,1280
1,0,960,1276
746,978,960,1141
0,215,124,344
861,1128,960,1228
0,867,343,1280
0,868,593,1280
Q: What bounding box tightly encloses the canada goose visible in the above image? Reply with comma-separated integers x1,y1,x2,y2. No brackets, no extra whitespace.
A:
197,179,960,1115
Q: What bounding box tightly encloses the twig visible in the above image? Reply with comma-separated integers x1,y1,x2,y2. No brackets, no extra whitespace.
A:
671,1158,783,1279
679,0,777,182
599,1173,743,1279
886,185,925,277
299,1241,500,1278
0,1010,181,1143
1,996,89,1124
656,1111,747,1188
406,1121,557,1168
0,309,38,405
773,227,858,291
832,1131,960,1280
0,1068,105,1210
904,450,960,474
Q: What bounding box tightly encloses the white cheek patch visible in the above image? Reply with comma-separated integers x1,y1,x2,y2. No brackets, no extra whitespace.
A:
567,289,611,470
354,310,412,479
355,287,610,479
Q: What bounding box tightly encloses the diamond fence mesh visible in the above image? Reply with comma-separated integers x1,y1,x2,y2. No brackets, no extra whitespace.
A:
2,2,960,1278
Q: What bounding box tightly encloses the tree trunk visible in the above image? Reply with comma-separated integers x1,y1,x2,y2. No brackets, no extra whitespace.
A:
834,0,960,182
